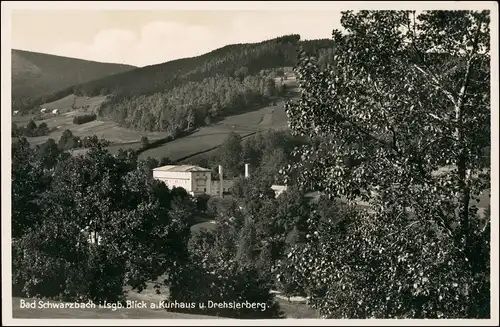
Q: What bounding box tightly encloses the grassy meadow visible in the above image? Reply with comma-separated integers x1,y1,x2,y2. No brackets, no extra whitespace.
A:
12,77,298,160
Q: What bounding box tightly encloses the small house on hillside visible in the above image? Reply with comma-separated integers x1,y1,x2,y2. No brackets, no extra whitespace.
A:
52,109,60,115
13,110,19,115
271,185,288,197
40,108,47,113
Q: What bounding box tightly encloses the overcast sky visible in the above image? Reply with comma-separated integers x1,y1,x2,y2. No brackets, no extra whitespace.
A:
11,10,343,67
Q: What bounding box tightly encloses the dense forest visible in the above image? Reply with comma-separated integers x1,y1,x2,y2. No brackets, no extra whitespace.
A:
99,74,281,132
13,35,336,133
70,35,333,97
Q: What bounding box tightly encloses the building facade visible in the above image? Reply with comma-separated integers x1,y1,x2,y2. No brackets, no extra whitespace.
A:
152,165,213,196
152,163,251,197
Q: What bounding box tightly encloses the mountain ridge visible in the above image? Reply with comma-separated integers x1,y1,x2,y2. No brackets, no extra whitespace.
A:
12,49,137,111
12,48,136,66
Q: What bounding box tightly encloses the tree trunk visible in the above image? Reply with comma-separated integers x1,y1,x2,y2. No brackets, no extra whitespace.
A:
454,23,480,261
454,17,484,316
457,148,471,258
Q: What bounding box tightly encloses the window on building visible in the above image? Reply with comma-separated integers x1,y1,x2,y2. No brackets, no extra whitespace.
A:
204,188,206,192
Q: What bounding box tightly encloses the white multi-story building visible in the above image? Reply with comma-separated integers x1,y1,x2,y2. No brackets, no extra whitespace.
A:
152,165,213,196
152,163,251,197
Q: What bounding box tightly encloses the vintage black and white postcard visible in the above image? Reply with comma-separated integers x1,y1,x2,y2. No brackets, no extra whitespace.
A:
1,1,498,326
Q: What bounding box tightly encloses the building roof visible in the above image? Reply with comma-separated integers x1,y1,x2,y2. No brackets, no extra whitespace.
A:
153,164,212,172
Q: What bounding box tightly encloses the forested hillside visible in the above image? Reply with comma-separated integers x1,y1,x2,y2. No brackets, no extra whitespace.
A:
15,35,336,134
99,74,281,133
94,36,335,132
71,36,333,97
12,50,136,111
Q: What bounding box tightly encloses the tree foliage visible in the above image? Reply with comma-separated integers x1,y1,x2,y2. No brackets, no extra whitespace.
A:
11,138,48,238
169,221,283,319
73,113,97,125
217,132,243,178
281,10,491,318
13,120,51,137
12,139,194,303
56,130,110,151
235,217,258,266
